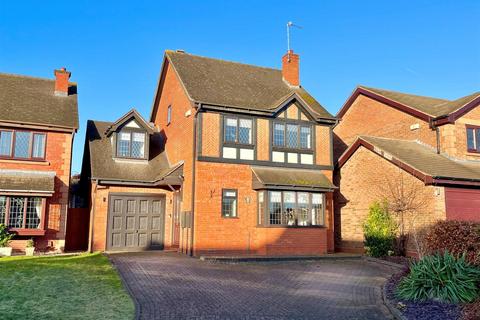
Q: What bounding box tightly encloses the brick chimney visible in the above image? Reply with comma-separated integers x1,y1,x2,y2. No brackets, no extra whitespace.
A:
282,50,300,87
54,67,71,96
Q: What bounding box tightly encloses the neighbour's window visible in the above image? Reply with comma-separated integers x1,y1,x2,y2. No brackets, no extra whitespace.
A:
466,126,480,152
1,196,43,229
258,191,325,227
222,189,238,218
0,129,46,160
117,130,146,159
167,105,172,125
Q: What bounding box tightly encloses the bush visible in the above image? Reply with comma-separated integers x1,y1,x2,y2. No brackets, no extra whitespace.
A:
424,220,480,266
0,224,13,247
396,251,480,303
463,299,480,320
363,201,397,257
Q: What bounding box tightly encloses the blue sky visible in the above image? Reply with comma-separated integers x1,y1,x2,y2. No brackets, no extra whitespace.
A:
1,1,479,173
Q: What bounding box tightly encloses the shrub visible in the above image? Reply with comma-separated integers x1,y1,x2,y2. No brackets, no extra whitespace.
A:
363,201,397,257
0,224,14,247
26,238,34,248
462,299,480,320
396,251,480,303
424,220,480,266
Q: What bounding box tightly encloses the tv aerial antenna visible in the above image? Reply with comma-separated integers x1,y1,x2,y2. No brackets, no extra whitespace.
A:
286,21,302,61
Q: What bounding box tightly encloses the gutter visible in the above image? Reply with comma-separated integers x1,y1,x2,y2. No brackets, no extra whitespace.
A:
190,103,201,256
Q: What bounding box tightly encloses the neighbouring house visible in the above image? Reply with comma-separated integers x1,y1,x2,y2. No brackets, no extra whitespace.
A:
82,49,338,256
80,109,183,251
333,86,480,254
0,69,78,252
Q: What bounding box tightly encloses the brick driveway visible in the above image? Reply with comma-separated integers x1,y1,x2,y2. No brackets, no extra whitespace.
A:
110,252,396,320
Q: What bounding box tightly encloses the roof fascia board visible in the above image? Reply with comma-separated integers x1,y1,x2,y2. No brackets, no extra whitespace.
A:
433,95,480,126
105,109,154,136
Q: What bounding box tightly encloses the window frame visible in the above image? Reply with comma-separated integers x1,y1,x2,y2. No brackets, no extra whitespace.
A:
221,188,238,218
466,125,480,153
0,195,47,235
223,116,254,147
167,105,172,125
0,129,47,161
271,120,313,152
257,190,326,228
115,128,148,160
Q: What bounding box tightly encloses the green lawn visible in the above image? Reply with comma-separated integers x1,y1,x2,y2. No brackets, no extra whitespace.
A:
0,253,135,320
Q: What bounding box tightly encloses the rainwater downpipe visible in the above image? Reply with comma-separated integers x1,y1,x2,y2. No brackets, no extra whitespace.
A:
189,104,201,256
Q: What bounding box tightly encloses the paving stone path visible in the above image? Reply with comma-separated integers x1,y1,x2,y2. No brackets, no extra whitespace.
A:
110,252,396,320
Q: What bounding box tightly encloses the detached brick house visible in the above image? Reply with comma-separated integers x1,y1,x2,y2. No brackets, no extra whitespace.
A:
333,86,480,253
82,50,338,256
0,69,78,251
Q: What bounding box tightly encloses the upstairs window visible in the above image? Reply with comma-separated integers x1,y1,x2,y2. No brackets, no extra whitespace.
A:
272,121,313,165
167,105,172,125
467,126,480,153
117,130,146,159
0,129,46,160
222,116,254,161
224,117,252,145
273,122,312,149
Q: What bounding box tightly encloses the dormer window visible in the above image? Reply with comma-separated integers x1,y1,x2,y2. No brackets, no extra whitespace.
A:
117,130,146,159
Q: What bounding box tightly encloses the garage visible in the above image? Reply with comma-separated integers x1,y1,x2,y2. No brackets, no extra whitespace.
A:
445,187,480,222
107,193,166,251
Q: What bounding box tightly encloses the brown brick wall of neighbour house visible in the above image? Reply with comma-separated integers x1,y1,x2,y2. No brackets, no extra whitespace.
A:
90,184,173,252
200,112,220,157
333,95,436,162
193,161,333,256
3,130,73,251
337,146,445,254
440,103,480,160
256,118,269,161
316,125,332,166
151,59,195,253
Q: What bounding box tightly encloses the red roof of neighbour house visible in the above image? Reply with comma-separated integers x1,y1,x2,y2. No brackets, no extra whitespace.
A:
338,136,480,186
336,86,480,125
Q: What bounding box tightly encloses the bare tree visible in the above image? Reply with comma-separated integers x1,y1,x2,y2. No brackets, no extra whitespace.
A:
375,168,430,257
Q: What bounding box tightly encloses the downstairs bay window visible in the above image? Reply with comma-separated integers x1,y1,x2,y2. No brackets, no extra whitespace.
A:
0,196,46,234
257,191,325,227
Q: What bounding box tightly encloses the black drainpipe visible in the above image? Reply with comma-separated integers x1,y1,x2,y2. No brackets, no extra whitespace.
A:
189,103,201,256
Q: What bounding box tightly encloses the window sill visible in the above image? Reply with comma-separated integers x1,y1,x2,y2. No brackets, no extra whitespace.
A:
222,216,239,219
0,158,50,165
10,228,46,236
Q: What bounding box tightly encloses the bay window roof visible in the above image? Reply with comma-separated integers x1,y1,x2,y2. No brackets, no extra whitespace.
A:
251,166,337,192
0,169,55,195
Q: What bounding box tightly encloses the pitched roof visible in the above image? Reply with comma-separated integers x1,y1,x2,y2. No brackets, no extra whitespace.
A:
0,169,55,194
338,135,480,184
251,166,337,191
105,109,155,136
0,72,79,129
85,120,182,185
337,86,480,122
360,86,480,117
163,51,335,121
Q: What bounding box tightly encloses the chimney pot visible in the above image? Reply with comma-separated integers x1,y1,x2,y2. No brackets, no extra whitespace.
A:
54,68,71,96
282,50,300,87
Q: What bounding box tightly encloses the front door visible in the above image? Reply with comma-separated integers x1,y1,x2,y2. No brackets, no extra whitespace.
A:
107,193,165,251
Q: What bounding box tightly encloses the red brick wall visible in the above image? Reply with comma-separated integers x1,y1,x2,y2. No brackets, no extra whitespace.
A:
200,112,220,157
336,146,445,253
333,94,436,161
90,184,173,252
151,58,196,253
193,161,333,256
2,129,73,251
